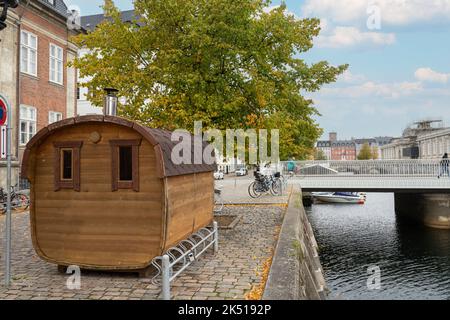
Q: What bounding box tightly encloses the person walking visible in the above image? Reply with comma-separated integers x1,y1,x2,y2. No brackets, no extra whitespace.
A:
438,153,449,178
287,158,296,177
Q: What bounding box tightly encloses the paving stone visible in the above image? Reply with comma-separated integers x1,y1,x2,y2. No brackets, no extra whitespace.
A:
0,204,283,300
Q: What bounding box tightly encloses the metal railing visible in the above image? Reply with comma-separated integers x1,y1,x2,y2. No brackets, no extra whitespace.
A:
280,159,450,177
151,222,219,300
279,160,450,190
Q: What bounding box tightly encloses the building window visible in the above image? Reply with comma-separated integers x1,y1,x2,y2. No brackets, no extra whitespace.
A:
19,105,37,145
109,139,141,192
49,44,63,84
53,141,83,191
61,149,73,180
20,31,38,76
119,146,133,181
49,111,63,124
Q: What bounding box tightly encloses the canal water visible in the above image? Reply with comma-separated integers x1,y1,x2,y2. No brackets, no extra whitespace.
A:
306,193,450,300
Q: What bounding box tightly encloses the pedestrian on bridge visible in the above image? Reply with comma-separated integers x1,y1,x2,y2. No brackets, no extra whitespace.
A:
287,159,296,175
438,153,449,178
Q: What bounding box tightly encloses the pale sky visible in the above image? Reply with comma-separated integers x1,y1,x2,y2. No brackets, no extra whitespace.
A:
65,0,450,140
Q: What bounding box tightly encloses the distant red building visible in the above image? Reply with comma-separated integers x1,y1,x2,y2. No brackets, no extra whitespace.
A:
331,141,356,160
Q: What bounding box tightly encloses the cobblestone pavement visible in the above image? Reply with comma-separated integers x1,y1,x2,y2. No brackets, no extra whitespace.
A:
0,205,283,300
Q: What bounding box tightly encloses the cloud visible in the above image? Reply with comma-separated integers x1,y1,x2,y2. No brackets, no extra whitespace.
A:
315,26,396,48
415,67,450,84
319,81,423,98
339,70,366,84
263,5,298,19
263,5,280,14
301,0,450,27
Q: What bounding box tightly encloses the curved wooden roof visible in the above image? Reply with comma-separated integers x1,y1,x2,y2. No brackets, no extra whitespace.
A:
21,115,216,179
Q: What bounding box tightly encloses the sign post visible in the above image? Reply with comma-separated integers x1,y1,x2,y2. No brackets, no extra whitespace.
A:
0,94,12,286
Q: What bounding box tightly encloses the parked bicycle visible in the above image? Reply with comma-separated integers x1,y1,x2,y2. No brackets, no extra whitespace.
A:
248,171,283,198
0,185,30,213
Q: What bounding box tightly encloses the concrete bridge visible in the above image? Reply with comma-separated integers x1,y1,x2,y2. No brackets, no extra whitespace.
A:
286,160,450,193
281,160,450,230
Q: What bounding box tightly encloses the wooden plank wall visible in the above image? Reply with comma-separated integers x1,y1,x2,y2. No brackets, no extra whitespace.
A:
31,123,164,269
163,172,214,250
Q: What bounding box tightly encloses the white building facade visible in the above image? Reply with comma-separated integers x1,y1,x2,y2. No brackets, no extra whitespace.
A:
76,47,103,116
381,138,416,159
417,129,450,159
316,141,331,160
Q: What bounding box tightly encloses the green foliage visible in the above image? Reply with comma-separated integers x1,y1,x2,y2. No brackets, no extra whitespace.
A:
71,0,347,159
314,148,327,160
358,143,379,160
371,145,379,160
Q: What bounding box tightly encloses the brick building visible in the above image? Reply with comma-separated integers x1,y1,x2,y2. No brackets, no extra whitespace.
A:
0,0,79,187
316,132,357,160
316,132,392,161
331,140,356,160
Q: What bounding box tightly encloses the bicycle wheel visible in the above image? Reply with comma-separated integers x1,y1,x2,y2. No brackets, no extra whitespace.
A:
270,179,282,196
248,182,257,198
13,194,30,212
249,181,262,198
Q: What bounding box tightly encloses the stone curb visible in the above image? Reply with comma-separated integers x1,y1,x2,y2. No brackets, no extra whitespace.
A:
262,186,327,300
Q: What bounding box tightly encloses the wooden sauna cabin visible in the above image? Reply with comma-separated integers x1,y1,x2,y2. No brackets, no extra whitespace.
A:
20,115,216,273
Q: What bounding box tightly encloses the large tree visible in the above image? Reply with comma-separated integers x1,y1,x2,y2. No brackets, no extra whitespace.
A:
314,148,327,160
72,0,347,160
358,143,374,160
371,145,379,160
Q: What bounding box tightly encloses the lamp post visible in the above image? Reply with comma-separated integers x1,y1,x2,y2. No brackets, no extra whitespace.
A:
0,0,19,31
0,93,12,286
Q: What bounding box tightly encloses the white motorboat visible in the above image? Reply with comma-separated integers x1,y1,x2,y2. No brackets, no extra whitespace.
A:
312,192,366,204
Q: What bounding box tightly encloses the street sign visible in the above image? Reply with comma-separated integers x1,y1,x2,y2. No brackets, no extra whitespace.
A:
0,97,7,126
1,125,6,159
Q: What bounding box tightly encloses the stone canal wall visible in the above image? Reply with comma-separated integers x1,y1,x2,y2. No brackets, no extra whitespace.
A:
263,187,327,300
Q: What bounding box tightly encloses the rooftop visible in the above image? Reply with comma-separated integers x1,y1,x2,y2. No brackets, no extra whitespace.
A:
36,0,69,18
81,9,136,32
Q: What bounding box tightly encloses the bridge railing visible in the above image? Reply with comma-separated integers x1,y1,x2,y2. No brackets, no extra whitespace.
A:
280,160,448,178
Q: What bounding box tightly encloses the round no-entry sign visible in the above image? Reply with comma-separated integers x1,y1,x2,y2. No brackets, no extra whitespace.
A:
0,98,7,126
